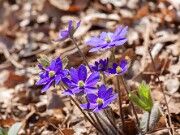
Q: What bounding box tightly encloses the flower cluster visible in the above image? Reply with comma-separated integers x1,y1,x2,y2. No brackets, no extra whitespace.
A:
36,20,129,112
36,57,68,92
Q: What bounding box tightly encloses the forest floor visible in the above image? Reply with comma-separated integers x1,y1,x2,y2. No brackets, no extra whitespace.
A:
0,0,180,135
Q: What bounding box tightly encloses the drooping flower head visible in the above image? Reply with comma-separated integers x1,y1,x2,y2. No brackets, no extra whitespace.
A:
62,64,100,96
108,58,128,75
86,25,128,52
54,20,81,42
90,58,109,72
80,84,118,112
36,57,68,92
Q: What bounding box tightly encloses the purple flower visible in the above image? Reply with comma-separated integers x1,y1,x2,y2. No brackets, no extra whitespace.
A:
90,58,109,72
80,84,118,112
86,25,128,52
86,26,128,52
62,64,100,95
54,20,81,42
108,58,128,75
36,57,68,92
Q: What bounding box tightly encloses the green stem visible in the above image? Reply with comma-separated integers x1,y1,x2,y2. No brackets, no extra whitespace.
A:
147,111,151,132
70,36,92,72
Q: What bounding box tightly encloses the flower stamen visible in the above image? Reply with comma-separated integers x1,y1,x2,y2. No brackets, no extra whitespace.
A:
96,98,103,104
49,71,55,77
106,36,111,43
78,80,85,88
116,66,122,73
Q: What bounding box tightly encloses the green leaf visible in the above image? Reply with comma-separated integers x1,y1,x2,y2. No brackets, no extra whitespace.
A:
0,127,7,135
8,122,22,135
129,93,151,112
37,54,50,68
137,81,153,110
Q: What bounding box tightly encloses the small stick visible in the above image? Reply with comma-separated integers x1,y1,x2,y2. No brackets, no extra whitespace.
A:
70,36,92,72
148,47,174,135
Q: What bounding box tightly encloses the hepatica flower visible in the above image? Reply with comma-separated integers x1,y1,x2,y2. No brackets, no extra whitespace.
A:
62,64,100,95
86,25,128,52
36,57,68,92
81,84,118,112
90,58,109,72
54,20,81,42
108,58,128,75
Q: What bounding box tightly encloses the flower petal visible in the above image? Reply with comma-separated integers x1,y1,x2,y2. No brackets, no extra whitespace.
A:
70,67,79,83
55,75,62,85
87,94,98,103
68,20,73,31
113,26,123,39
36,77,50,85
98,84,107,98
93,104,103,112
104,87,113,100
61,30,69,39
76,21,81,29
100,32,108,39
41,79,54,92
113,39,127,46
80,103,97,110
119,26,128,38
84,87,98,94
102,94,118,108
89,47,103,52
108,68,116,74
78,64,87,81
86,72,100,86
86,37,104,46
120,58,127,69
63,87,82,95
62,78,77,87
62,89,73,96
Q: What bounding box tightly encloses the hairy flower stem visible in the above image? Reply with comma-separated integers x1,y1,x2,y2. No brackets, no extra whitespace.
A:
120,76,140,126
111,47,125,130
116,76,125,130
104,110,122,135
70,36,92,72
69,96,102,133
147,111,151,132
148,47,174,135
61,84,102,133
102,72,106,84
94,113,109,135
